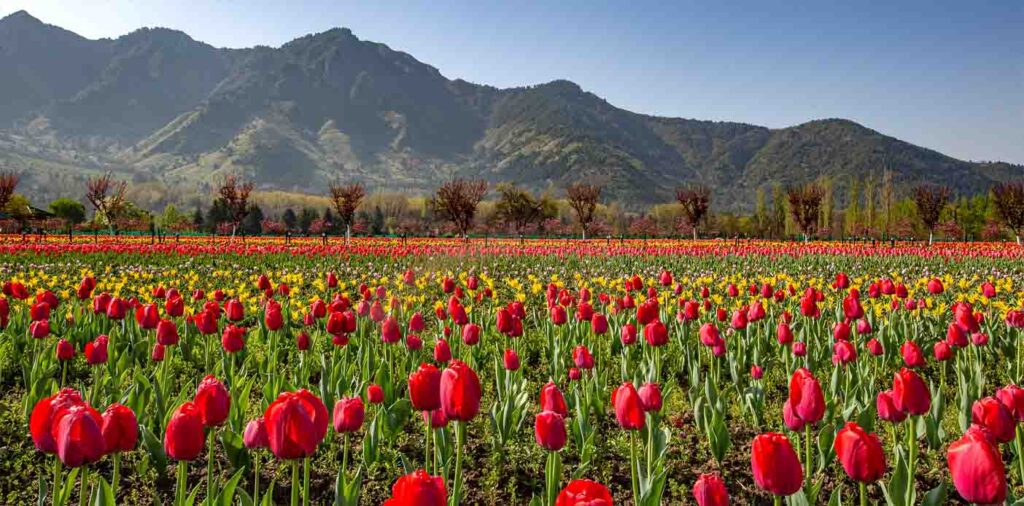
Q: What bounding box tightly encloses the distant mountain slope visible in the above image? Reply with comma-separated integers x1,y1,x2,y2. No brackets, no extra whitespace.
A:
0,10,1020,211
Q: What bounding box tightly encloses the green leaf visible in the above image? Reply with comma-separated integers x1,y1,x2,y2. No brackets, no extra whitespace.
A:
91,477,116,506
921,481,946,506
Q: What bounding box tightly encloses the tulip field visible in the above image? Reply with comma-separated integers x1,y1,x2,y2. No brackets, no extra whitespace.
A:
3,236,1024,505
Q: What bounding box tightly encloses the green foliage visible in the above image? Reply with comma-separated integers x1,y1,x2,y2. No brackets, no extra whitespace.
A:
48,198,86,225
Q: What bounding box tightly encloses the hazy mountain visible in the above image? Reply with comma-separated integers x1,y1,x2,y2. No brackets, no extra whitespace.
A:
0,10,1019,211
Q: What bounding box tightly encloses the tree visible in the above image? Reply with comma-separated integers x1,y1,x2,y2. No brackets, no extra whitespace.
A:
0,171,18,211
880,169,895,238
912,184,951,245
675,184,710,240
298,208,318,235
217,175,255,238
328,181,365,244
495,183,546,235
282,208,297,231
240,204,264,236
566,183,602,239
191,207,205,231
771,183,786,239
754,187,768,238
85,172,127,233
49,198,86,228
431,178,487,239
157,204,188,230
787,182,824,242
992,181,1024,245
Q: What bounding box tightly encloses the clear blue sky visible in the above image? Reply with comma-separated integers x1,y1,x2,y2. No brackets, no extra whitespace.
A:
3,0,1022,163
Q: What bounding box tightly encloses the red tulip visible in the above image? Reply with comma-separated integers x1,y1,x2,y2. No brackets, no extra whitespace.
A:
408,363,442,412
382,469,446,506
893,368,930,416
30,389,86,453
876,390,907,423
382,316,402,344
926,278,944,294
84,335,108,364
555,479,613,506
332,396,365,433
30,301,51,322
135,303,159,330
156,318,179,346
900,341,926,368
692,473,729,506
540,382,568,417
751,364,764,379
221,324,246,353
55,339,75,361
440,360,481,421
644,320,668,346
866,338,883,356
620,323,637,345
782,399,806,431
244,417,269,449
996,384,1024,421
165,401,205,461
194,375,230,427
503,349,521,371
433,339,451,364
151,343,165,361
776,321,793,345
751,432,803,497
832,320,851,341
590,313,608,334
834,422,886,483
30,320,50,339
832,340,857,366
788,368,825,425
972,397,1015,444
367,384,384,404
535,410,567,451
101,403,138,454
550,305,567,325
264,389,328,460
638,382,662,412
947,426,1006,505
51,404,105,467
264,304,284,331
461,323,480,346
611,382,645,430
932,341,952,361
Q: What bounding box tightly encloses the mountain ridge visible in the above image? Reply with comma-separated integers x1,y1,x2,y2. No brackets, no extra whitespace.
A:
0,10,1019,212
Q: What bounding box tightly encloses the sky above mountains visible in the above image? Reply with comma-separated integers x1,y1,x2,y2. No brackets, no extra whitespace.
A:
2,0,1021,164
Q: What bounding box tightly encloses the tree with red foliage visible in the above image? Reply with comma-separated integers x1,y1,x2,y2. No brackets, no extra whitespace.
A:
676,184,711,240
566,183,602,240
217,174,255,239
432,178,487,239
787,182,824,242
328,180,366,245
0,171,18,212
912,184,950,245
992,181,1024,245
85,172,127,234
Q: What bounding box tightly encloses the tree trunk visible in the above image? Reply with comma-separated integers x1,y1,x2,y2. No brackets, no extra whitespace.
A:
345,224,351,247
1017,234,1021,246
928,230,933,246
693,228,697,241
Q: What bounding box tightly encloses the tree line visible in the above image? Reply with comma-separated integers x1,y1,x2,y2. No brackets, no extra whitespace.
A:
1,170,1022,244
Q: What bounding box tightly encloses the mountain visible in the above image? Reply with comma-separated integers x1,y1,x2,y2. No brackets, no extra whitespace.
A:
0,10,1020,212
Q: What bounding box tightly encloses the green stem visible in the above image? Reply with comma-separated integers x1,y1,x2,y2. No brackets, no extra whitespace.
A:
252,453,260,506
206,430,215,505
176,461,187,506
545,451,561,506
303,457,310,506
290,461,299,506
78,467,89,506
860,481,867,506
629,431,640,506
906,416,917,505
111,453,120,497
51,456,62,506
424,415,431,474
804,425,813,490
1017,426,1024,487
452,421,466,506
774,495,782,506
